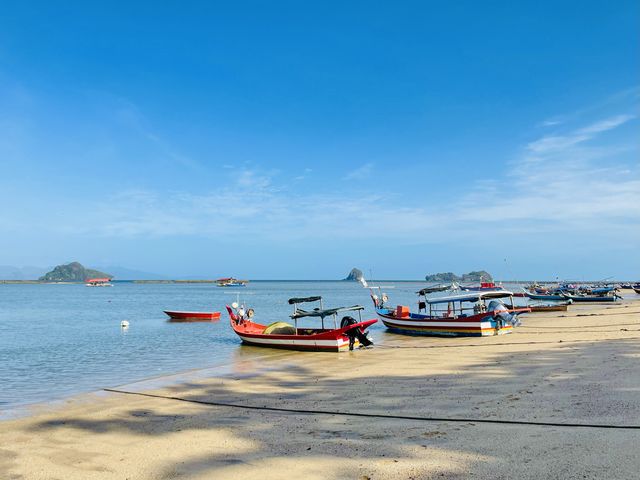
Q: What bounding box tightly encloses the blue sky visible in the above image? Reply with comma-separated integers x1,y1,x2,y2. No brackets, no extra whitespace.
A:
1,1,639,279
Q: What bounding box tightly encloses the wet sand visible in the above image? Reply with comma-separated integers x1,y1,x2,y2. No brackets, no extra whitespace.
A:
2,297,639,479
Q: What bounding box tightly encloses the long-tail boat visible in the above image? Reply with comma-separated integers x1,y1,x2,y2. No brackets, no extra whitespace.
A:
459,281,504,292
526,301,572,313
226,296,376,352
370,289,529,337
525,291,567,301
560,293,620,303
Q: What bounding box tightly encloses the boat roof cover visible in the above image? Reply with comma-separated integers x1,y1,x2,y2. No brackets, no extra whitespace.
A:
427,290,514,304
87,278,111,282
288,296,322,305
291,305,364,319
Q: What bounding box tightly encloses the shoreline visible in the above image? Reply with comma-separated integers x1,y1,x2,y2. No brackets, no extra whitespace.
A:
2,297,639,478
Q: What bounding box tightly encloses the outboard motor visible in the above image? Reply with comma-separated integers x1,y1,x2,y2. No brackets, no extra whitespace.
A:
486,300,521,327
340,316,374,351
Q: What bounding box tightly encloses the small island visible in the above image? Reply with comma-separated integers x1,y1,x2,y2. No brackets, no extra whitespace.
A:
343,268,364,281
39,262,113,283
424,270,493,283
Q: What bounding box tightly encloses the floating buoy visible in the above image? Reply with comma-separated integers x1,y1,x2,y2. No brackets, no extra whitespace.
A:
120,320,130,328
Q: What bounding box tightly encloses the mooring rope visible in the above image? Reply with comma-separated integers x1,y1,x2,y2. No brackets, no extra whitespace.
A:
374,337,640,349
520,322,640,329
103,388,640,430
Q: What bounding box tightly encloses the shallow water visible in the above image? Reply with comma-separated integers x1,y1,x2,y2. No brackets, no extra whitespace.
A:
1,280,443,412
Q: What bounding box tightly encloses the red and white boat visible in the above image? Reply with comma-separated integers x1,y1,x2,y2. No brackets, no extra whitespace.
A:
85,277,113,287
370,288,529,337
164,310,221,322
226,296,377,352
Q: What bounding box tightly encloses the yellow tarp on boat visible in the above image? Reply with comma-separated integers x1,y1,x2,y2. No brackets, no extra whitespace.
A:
262,322,296,335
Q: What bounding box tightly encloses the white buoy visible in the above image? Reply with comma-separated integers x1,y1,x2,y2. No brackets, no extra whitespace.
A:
120,320,130,328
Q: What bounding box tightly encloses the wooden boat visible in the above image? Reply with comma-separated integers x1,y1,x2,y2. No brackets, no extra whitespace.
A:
85,277,113,287
561,293,620,303
370,289,529,337
164,310,221,322
634,287,640,294
227,296,377,352
459,281,504,292
525,292,566,301
527,301,572,313
417,283,457,295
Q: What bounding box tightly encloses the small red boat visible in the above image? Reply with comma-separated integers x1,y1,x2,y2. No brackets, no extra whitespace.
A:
226,296,377,352
164,310,221,322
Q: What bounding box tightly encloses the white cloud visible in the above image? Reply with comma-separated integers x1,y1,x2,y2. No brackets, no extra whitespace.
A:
526,114,635,154
343,162,374,180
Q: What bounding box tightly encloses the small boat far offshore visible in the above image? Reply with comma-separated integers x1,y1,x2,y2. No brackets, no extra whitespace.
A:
164,310,221,322
85,277,113,287
216,277,248,287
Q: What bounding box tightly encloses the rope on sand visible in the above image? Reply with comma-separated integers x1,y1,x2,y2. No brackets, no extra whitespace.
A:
374,337,640,349
520,322,640,329
103,388,640,430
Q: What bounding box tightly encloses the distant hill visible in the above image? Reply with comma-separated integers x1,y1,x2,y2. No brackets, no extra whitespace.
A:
343,268,364,281
39,262,113,282
425,270,493,282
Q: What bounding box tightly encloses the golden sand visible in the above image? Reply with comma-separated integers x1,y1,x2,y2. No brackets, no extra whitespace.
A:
2,298,639,479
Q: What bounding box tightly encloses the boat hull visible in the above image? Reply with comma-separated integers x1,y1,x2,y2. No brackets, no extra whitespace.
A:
164,310,221,322
527,303,570,313
375,309,524,337
230,318,377,352
560,295,618,303
525,292,566,301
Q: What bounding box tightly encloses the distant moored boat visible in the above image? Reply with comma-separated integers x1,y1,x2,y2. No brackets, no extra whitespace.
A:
85,277,113,287
164,310,221,322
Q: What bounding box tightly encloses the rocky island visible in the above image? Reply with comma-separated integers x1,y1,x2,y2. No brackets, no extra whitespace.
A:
39,262,113,282
343,268,364,281
424,270,492,282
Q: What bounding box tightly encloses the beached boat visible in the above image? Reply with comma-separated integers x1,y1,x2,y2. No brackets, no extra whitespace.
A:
226,296,376,352
417,283,457,294
216,277,248,287
370,290,529,337
527,301,572,313
525,291,566,301
164,310,221,322
634,287,640,294
561,293,620,303
459,281,504,292
85,277,113,287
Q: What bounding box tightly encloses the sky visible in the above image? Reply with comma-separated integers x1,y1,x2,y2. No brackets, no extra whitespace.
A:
1,1,639,279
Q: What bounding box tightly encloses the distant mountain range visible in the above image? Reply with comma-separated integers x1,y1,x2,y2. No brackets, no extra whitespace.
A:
0,265,49,280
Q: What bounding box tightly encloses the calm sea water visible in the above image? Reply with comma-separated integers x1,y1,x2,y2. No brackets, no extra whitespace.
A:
1,280,440,413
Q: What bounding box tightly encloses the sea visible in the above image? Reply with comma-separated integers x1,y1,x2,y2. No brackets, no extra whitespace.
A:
0,280,527,416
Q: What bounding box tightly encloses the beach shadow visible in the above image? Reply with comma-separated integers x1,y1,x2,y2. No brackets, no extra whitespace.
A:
24,337,640,478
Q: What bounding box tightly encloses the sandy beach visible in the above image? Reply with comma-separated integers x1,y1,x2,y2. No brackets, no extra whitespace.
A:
2,298,639,479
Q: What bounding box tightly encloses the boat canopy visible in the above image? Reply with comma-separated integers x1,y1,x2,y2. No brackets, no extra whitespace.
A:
288,296,322,305
87,278,111,283
291,305,364,319
426,290,514,305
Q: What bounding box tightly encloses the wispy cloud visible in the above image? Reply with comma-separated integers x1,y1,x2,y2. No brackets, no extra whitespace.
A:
343,162,374,181
526,114,635,154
